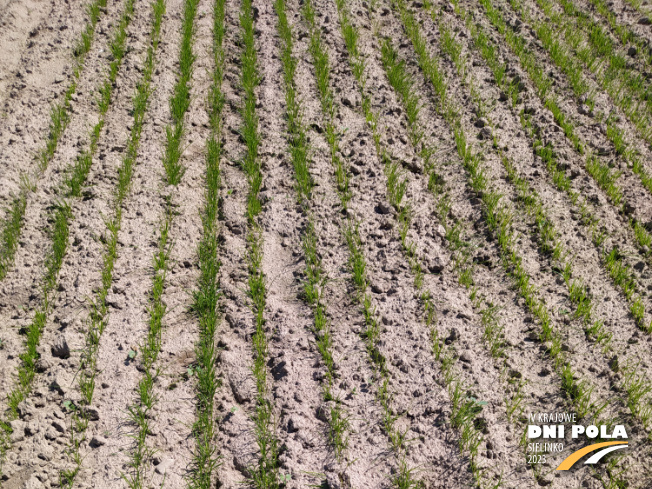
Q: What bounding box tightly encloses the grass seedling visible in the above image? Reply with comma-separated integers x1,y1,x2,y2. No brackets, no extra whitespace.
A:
58,1,164,486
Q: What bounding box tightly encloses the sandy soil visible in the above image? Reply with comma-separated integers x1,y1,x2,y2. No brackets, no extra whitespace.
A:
2,0,652,487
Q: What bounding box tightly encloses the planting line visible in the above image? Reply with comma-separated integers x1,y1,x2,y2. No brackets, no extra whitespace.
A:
580,0,652,69
456,0,652,332
274,0,350,462
423,0,652,425
0,0,142,478
390,0,626,467
0,0,110,281
330,2,430,485
479,0,652,242
238,0,283,484
185,0,226,487
121,0,200,486
509,0,652,208
56,0,165,485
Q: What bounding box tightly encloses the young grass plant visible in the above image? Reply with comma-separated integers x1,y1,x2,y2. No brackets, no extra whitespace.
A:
162,0,200,185
0,0,108,281
239,0,280,486
58,1,165,486
511,0,652,207
470,0,652,262
122,0,201,484
420,0,652,452
186,1,226,488
0,0,140,478
328,3,427,485
378,25,555,485
392,0,615,441
446,0,652,334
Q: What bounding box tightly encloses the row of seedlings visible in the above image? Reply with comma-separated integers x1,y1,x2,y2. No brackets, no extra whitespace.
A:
58,0,166,485
122,0,201,485
469,0,652,327
370,5,572,485
581,0,652,70
0,0,110,281
238,0,282,485
450,0,652,400
509,0,652,213
0,0,140,478
274,0,350,461
428,0,652,481
388,0,632,483
421,2,652,482
448,0,652,414
333,0,481,486
186,0,227,487
361,0,580,484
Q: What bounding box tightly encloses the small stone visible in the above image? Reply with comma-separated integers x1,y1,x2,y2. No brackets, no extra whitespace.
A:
445,328,460,344
286,414,303,433
634,261,645,272
474,118,488,128
375,202,392,214
89,435,107,448
38,445,54,461
638,16,651,25
498,91,508,102
459,352,471,363
628,46,638,57
24,474,45,489
233,452,251,477
51,334,70,359
24,422,39,436
479,127,492,139
35,357,52,373
9,420,25,442
371,283,386,294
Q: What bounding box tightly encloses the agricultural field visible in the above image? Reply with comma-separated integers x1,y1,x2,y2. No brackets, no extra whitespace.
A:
2,0,652,486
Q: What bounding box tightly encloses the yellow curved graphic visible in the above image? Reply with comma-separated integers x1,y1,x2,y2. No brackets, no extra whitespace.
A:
556,441,628,470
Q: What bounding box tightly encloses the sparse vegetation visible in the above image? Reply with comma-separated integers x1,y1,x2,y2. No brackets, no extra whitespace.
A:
3,0,652,486
58,0,165,485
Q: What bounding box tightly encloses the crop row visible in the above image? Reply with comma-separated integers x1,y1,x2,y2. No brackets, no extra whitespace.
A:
58,0,165,485
0,0,109,281
122,0,199,486
0,0,140,479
